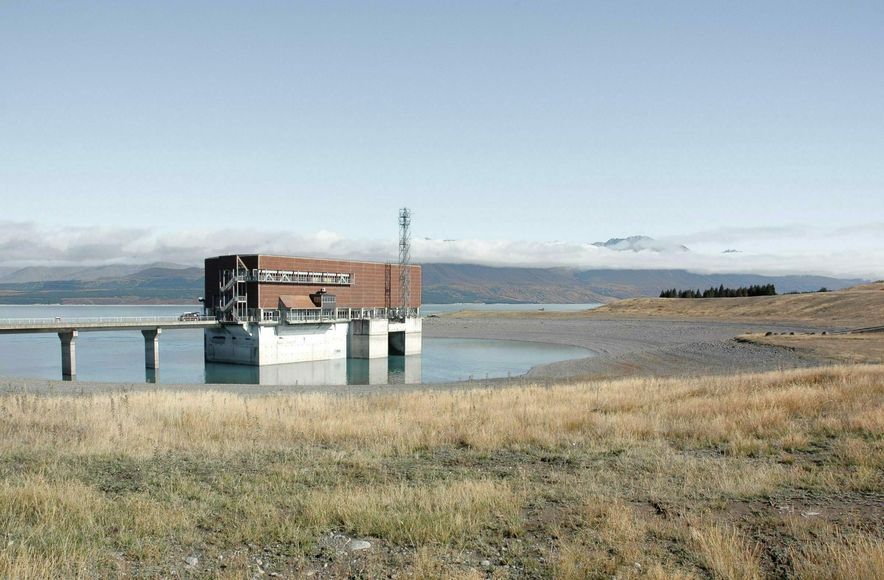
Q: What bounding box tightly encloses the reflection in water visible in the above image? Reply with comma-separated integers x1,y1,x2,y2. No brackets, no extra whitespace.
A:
204,356,423,386
0,305,594,386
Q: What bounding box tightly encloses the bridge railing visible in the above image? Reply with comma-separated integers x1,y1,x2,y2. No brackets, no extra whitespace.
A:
0,315,216,327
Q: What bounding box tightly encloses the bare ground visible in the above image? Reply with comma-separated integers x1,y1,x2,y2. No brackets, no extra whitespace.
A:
425,316,837,381
739,331,884,365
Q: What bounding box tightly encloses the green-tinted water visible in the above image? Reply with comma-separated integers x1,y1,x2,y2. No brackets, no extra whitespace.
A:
0,305,593,385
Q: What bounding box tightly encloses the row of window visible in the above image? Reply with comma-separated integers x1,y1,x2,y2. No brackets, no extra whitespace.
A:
249,269,352,285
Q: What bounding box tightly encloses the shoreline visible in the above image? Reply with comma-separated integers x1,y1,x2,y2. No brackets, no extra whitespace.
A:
427,315,836,380
0,315,839,396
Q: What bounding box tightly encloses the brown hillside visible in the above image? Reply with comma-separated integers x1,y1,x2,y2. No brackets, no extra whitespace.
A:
588,282,884,327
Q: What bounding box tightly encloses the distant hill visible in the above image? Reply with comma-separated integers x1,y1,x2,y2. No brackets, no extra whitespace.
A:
0,262,193,284
0,266,204,304
0,262,867,304
421,264,865,304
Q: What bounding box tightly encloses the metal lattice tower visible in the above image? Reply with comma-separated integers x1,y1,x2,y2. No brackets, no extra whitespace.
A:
398,207,412,316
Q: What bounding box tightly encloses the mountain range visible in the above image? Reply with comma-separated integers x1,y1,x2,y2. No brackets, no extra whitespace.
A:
0,265,204,304
420,264,863,304
0,262,865,305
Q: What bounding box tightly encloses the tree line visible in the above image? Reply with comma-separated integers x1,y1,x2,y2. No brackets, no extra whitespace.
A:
659,284,777,299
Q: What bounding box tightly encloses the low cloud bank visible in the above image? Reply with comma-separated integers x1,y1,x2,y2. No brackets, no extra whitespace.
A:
0,221,881,279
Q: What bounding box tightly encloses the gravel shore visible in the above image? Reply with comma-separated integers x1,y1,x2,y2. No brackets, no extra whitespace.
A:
425,316,837,380
0,316,838,395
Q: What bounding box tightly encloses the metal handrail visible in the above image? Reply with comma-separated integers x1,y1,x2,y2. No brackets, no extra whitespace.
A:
0,315,215,327
0,307,422,328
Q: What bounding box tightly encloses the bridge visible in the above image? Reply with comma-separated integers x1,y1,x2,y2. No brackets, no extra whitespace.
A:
0,308,421,379
0,316,220,378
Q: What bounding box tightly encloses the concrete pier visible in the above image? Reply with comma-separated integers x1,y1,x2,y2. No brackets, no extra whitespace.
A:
348,319,390,359
204,316,421,366
59,330,78,378
142,328,161,369
388,318,422,356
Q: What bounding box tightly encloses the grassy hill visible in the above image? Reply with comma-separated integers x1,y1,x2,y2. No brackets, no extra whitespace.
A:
0,267,204,304
587,282,884,327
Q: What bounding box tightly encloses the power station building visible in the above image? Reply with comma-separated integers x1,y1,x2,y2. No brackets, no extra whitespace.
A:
203,254,422,366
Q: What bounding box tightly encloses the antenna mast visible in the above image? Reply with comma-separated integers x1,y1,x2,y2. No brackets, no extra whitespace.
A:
398,207,412,318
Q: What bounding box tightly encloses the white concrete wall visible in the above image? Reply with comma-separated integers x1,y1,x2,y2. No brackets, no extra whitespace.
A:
348,319,390,359
205,323,347,365
206,317,422,366
204,325,258,364
389,318,422,356
258,323,348,365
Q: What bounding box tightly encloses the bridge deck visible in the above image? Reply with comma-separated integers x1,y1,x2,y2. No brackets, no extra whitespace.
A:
0,317,221,334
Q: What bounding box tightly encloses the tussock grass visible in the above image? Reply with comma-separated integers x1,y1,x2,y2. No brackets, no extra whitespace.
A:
1,365,881,457
0,365,881,577
303,479,522,546
791,532,884,580
689,521,762,580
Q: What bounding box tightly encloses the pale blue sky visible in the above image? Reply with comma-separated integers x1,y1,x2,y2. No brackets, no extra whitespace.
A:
1,2,882,275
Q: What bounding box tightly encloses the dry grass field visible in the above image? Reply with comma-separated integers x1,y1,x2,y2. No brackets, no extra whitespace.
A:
584,282,884,327
447,282,884,328
1,365,882,578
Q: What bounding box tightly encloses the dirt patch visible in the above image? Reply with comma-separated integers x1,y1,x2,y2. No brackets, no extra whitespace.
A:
741,331,884,364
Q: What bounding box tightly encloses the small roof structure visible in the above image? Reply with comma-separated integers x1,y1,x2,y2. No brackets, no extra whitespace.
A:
278,295,318,309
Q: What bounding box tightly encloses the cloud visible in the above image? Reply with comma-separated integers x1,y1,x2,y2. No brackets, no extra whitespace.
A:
667,223,884,247
0,220,881,279
411,238,882,279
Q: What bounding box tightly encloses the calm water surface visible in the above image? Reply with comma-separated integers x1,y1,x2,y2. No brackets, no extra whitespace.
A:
422,303,601,315
0,304,595,385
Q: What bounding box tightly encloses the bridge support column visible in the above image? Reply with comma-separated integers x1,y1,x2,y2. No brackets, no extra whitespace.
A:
59,330,77,378
347,319,389,359
142,328,161,369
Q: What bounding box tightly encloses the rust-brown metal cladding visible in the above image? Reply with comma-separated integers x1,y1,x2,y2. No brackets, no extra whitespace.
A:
204,255,421,311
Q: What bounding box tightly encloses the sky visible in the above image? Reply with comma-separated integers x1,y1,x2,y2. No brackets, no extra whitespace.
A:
1,1,882,277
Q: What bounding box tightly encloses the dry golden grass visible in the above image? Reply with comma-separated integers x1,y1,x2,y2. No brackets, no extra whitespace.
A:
2,365,882,458
791,532,884,580
584,282,884,327
689,521,762,580
449,282,884,327
0,365,882,577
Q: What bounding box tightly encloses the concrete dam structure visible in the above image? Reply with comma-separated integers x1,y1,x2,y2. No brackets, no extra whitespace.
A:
202,254,422,366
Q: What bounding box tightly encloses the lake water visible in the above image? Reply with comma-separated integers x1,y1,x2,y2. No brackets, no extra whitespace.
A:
0,304,595,385
421,303,601,315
